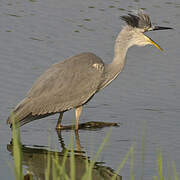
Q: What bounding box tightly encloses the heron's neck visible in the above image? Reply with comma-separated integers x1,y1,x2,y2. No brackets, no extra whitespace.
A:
111,26,132,72
99,26,132,90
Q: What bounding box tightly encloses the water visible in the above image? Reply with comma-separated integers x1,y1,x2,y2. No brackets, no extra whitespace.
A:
0,0,180,179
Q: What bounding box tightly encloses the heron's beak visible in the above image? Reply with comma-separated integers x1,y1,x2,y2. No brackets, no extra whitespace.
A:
150,26,173,31
144,35,163,51
145,25,173,51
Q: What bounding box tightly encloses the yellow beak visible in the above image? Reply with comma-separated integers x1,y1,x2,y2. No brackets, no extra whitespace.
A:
145,35,163,51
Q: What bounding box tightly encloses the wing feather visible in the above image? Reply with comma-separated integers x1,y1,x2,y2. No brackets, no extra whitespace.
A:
21,53,104,116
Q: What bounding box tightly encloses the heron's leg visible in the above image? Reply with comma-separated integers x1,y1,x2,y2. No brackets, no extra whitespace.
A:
56,112,64,129
75,106,83,130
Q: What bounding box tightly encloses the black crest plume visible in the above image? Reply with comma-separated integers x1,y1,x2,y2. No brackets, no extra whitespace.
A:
121,12,152,30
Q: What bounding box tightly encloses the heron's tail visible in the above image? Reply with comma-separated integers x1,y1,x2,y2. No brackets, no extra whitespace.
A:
7,98,32,128
7,98,55,128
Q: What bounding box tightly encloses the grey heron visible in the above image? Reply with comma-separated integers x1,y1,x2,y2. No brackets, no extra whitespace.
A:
7,12,172,130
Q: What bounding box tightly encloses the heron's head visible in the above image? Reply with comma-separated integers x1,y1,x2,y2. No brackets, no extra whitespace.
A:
121,12,173,51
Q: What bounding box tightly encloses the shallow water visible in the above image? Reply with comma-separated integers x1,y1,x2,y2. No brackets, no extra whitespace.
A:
0,0,180,179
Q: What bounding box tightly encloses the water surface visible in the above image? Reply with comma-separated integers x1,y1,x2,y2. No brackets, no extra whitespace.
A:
0,0,180,179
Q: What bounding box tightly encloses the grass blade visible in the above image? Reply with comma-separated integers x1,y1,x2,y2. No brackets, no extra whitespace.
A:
112,145,134,180
11,113,23,180
172,161,179,180
130,146,134,180
70,135,75,180
157,149,164,180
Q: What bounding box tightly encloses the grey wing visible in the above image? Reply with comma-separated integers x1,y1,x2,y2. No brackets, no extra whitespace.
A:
25,53,105,115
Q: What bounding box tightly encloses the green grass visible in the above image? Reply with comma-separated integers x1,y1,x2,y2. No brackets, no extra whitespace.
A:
11,113,24,180
10,115,179,180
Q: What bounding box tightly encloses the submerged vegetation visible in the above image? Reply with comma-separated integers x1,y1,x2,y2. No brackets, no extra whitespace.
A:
9,115,179,180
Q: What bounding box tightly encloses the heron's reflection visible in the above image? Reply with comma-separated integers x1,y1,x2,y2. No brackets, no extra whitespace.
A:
7,130,122,180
